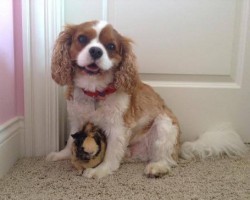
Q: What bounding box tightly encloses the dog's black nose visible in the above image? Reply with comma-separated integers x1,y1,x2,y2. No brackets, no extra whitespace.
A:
89,47,103,60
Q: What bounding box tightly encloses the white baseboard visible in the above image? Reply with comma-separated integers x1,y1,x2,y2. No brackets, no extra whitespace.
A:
0,117,24,178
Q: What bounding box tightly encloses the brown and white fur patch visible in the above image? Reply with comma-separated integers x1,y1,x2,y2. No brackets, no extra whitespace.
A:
47,20,247,179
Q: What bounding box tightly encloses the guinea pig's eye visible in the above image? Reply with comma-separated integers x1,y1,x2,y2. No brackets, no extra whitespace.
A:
78,35,88,44
106,43,116,51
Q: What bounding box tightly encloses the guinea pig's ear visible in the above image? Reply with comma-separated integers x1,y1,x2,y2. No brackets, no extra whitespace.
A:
51,25,76,86
71,131,82,140
98,130,107,143
93,133,102,146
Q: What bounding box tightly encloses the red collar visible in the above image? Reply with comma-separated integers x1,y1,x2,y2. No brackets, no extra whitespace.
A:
82,84,116,100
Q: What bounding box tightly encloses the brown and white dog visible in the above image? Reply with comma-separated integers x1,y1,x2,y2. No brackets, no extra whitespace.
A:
46,20,247,178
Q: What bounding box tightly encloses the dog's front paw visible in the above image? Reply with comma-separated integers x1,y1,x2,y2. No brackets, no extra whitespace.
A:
46,152,60,161
46,149,71,161
84,164,112,179
144,161,170,178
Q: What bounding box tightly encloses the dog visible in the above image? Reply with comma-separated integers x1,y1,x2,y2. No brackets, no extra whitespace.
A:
46,20,247,178
71,122,107,174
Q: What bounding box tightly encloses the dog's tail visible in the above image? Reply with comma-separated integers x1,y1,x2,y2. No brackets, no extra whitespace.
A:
180,123,248,160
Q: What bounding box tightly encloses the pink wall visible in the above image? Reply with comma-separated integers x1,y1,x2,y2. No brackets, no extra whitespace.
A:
13,0,24,117
0,0,24,124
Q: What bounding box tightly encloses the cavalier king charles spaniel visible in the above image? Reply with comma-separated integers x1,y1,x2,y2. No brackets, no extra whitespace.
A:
46,20,247,178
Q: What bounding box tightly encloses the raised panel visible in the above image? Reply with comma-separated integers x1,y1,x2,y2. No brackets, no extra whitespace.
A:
109,0,243,77
65,0,104,24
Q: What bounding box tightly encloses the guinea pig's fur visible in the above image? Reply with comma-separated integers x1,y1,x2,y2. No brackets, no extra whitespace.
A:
71,122,107,174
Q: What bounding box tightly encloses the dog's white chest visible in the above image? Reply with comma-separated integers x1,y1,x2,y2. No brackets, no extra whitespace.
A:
67,89,130,130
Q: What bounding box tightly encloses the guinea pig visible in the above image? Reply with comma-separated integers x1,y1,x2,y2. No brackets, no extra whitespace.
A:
71,122,107,174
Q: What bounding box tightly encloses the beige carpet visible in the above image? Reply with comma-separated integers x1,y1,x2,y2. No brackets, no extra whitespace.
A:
0,151,250,200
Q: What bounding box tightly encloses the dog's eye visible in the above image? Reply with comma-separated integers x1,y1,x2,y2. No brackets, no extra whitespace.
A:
78,35,88,44
106,43,116,51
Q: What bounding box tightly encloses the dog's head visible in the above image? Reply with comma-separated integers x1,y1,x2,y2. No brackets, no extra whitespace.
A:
51,20,139,93
71,123,106,162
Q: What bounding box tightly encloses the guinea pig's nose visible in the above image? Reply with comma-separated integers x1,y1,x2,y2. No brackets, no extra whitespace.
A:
89,47,103,60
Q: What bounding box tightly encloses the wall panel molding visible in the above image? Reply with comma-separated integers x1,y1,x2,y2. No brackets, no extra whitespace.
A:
0,117,24,178
22,0,65,156
106,0,249,89
233,0,250,86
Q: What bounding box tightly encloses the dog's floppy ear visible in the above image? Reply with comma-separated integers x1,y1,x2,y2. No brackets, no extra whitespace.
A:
114,36,140,93
51,25,76,86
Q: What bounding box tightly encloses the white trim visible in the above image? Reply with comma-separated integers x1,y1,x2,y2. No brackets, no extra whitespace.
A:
0,117,24,144
22,0,65,156
144,81,241,89
234,0,249,86
22,0,33,156
102,0,109,21
44,0,65,155
0,117,24,178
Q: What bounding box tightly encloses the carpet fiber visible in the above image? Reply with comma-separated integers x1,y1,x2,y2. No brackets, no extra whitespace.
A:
0,151,250,200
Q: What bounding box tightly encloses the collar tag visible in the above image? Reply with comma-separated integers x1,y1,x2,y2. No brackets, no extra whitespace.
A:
94,99,98,110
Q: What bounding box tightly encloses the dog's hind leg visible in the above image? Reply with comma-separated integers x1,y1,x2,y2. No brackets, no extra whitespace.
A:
144,114,180,178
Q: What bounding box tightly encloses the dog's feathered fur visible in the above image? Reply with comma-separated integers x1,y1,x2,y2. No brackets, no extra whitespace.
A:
47,20,247,178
